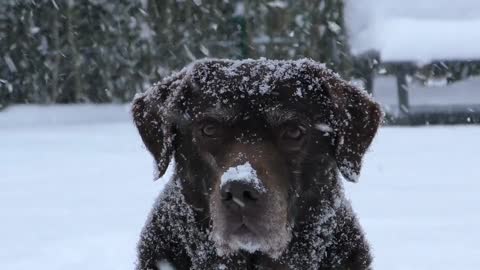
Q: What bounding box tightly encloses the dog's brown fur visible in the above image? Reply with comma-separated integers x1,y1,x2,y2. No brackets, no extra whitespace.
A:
132,59,381,270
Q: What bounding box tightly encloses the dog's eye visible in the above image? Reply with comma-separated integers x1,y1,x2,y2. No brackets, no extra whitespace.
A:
282,125,305,140
201,123,220,137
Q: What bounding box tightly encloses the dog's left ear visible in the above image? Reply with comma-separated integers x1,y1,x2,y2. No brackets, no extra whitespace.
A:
327,80,382,182
132,88,176,180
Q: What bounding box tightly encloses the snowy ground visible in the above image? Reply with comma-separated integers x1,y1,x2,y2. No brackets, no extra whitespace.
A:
1,105,480,270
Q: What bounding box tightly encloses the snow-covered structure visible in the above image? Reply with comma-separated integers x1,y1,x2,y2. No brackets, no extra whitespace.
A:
346,0,480,62
345,0,480,124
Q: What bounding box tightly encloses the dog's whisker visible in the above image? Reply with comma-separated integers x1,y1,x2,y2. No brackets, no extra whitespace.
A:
199,214,211,223
191,206,205,212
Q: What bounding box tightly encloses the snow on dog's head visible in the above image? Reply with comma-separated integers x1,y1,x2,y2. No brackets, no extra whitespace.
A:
134,58,381,184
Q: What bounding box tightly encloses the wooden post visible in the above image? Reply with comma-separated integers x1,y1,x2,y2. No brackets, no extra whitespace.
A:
365,69,374,95
235,0,251,59
396,66,410,116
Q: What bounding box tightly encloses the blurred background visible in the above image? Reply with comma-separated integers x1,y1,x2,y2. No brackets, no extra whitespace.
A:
1,0,479,124
1,1,479,270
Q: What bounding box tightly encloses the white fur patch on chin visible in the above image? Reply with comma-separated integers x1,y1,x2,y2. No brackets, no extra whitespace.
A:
212,231,289,259
230,236,262,253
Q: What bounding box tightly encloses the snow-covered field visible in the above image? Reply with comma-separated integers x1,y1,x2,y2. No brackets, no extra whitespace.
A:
1,105,480,270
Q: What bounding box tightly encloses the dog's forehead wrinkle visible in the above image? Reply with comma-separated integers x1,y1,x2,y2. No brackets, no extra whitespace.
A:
264,109,302,126
199,107,237,122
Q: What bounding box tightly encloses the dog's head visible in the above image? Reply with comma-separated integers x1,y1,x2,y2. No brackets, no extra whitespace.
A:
132,59,381,259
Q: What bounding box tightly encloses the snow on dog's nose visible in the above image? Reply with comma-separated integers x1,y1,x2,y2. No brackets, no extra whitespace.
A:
220,162,266,208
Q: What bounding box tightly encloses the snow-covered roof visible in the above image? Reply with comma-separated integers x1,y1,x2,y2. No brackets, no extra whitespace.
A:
346,0,480,62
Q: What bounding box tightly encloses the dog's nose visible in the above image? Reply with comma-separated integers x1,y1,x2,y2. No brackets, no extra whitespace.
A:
220,181,260,208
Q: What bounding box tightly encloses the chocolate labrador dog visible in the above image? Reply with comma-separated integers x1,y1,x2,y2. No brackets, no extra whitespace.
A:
132,59,381,270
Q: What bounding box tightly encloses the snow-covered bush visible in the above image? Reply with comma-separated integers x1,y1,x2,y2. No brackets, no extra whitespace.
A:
0,0,350,106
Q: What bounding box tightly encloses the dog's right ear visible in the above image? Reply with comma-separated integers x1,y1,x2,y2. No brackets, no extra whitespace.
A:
132,92,174,180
